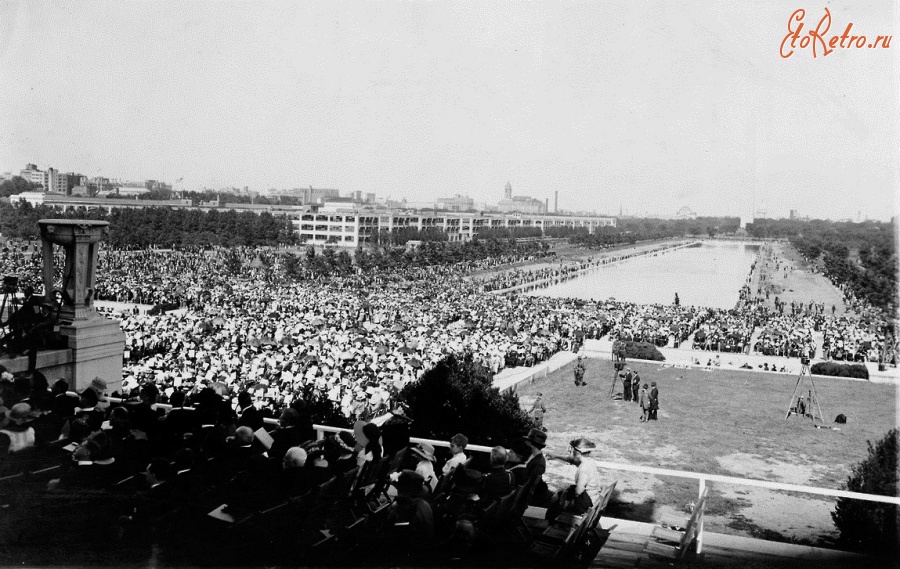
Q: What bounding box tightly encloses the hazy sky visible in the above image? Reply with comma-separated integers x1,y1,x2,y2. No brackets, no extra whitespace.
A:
0,1,896,220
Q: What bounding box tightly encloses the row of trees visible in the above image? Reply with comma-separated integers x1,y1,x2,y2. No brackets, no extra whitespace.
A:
0,176,42,199
787,219,897,314
569,217,740,248
280,237,548,280
0,201,296,247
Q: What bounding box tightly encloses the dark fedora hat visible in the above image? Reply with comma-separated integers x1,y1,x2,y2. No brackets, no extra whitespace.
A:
525,428,547,449
452,467,483,495
393,469,427,498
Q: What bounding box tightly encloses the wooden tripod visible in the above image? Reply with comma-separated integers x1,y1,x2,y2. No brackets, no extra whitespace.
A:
785,364,824,422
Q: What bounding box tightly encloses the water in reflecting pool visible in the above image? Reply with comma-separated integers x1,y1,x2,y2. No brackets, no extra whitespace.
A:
530,242,760,309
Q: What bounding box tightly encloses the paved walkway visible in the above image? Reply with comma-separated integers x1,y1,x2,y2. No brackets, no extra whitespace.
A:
581,339,899,383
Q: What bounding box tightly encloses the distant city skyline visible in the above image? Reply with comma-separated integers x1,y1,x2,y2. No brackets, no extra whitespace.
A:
1,1,895,221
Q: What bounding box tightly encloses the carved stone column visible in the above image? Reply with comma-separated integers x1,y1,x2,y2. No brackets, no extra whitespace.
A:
38,219,124,393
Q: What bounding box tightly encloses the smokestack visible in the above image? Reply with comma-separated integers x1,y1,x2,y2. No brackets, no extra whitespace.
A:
554,191,558,213
545,198,549,212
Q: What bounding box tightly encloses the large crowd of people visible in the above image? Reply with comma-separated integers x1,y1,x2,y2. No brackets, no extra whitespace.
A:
1,237,895,425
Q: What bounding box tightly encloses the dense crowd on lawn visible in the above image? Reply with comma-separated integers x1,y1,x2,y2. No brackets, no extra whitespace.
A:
0,366,600,565
2,240,895,406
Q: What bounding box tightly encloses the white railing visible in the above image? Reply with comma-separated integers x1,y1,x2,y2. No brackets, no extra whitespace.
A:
95,395,899,554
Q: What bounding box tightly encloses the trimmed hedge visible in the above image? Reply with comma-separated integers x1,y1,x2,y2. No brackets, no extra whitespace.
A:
832,428,898,556
147,302,181,316
811,361,869,380
398,352,534,447
621,340,665,362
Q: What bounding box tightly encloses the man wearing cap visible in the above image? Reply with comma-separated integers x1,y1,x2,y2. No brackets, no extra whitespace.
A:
529,393,546,431
546,437,601,520
0,403,37,456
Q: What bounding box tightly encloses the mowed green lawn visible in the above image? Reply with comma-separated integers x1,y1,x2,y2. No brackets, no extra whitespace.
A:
514,357,898,544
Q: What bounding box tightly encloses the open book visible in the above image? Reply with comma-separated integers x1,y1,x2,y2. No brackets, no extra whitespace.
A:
254,427,274,450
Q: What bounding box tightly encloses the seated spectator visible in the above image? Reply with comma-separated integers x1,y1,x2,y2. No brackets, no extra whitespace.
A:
269,408,308,466
441,433,468,477
480,446,515,505
236,391,263,432
506,438,532,486
0,402,37,456
326,431,358,475
49,431,125,490
222,426,259,472
159,390,197,446
385,470,435,557
357,422,382,468
410,442,438,492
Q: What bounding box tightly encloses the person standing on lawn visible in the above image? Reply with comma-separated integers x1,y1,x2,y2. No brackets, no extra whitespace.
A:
622,367,633,401
573,356,586,387
529,393,547,431
649,381,659,420
639,384,650,422
631,370,641,404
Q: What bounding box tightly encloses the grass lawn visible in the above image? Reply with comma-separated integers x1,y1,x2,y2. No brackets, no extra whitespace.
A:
514,357,898,546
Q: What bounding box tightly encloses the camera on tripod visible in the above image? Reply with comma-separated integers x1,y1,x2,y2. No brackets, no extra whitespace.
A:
2,276,18,295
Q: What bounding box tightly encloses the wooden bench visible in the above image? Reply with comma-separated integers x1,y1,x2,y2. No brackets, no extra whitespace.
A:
643,485,709,561
527,481,618,564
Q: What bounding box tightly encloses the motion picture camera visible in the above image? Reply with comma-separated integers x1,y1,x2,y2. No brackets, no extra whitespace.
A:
2,276,18,294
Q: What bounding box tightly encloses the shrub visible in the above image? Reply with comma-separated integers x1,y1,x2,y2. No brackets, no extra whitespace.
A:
832,429,898,556
811,361,869,380
397,352,534,447
621,340,665,361
147,302,180,316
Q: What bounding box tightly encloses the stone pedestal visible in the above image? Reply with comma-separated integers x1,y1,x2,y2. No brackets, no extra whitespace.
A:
38,219,124,393
59,318,125,394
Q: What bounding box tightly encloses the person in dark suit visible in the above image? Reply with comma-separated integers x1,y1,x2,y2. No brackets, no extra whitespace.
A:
268,408,309,466
236,391,263,432
221,426,260,472
159,390,197,448
127,383,164,441
622,368,633,401
631,371,641,404
649,381,659,421
522,428,551,507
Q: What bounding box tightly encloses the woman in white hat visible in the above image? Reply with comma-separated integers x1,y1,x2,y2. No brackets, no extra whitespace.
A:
546,436,602,520
410,442,437,492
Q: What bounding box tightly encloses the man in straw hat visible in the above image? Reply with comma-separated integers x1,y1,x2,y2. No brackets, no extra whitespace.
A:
546,436,602,520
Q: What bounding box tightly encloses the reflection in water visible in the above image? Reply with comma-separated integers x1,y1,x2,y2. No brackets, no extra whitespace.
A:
530,243,760,310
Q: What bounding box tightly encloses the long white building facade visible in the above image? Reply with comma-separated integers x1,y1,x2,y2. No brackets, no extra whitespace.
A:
294,206,616,247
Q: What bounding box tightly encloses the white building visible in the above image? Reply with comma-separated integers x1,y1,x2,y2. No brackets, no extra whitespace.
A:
292,205,616,248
